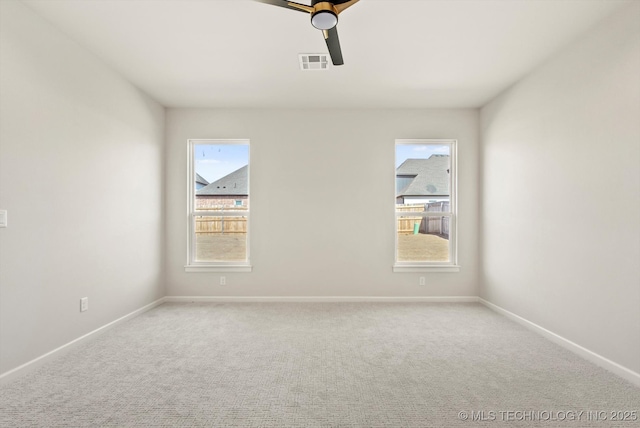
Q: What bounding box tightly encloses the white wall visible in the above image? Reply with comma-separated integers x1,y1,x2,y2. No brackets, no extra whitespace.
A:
166,109,479,297
0,1,165,375
480,4,640,374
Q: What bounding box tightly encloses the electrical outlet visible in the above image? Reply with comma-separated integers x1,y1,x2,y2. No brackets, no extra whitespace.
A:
419,277,426,286
80,297,88,312
220,276,226,286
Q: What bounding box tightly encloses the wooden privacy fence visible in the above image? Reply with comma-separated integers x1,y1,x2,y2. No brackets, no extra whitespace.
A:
397,202,450,238
421,216,449,237
397,216,423,234
196,202,449,236
195,216,247,234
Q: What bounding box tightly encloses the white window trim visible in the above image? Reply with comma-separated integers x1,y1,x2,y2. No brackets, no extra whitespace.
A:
393,139,460,273
185,139,252,273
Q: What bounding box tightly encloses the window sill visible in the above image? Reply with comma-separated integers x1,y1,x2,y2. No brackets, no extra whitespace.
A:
184,265,252,273
393,264,461,273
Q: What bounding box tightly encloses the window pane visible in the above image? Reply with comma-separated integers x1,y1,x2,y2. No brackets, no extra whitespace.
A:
195,216,247,262
195,144,249,211
397,215,450,262
396,144,450,206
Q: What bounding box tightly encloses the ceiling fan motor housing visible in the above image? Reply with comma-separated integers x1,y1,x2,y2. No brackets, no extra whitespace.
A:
310,2,338,30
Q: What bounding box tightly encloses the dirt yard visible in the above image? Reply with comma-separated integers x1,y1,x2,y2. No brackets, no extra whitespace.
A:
196,232,448,262
397,233,449,262
195,233,247,262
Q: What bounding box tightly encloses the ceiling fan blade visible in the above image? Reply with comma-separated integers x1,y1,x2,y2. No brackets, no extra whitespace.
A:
255,0,313,13
323,26,344,66
333,0,360,14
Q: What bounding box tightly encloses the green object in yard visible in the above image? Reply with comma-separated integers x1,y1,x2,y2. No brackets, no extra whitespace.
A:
413,222,420,235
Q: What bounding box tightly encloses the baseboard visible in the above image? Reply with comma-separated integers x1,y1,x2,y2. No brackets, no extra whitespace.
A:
0,297,166,385
165,296,480,303
479,298,640,388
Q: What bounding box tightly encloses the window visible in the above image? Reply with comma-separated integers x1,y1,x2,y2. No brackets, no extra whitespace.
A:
186,139,251,272
394,139,458,272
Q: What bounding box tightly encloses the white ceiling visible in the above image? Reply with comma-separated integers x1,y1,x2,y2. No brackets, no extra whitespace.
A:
23,0,627,109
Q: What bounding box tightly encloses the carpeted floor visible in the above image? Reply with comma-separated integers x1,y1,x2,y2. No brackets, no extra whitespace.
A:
1,302,638,427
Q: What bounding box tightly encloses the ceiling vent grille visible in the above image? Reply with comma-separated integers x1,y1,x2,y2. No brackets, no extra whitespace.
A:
299,54,330,71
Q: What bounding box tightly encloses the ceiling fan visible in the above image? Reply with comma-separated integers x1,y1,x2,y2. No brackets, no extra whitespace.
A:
256,0,360,66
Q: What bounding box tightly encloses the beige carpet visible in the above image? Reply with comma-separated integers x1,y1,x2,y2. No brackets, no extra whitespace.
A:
1,302,638,427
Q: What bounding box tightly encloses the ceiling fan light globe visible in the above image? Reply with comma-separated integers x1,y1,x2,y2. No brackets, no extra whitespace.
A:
311,11,338,30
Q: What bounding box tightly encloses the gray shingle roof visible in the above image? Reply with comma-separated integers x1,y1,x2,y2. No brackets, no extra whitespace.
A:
195,173,209,186
396,156,450,197
196,165,248,196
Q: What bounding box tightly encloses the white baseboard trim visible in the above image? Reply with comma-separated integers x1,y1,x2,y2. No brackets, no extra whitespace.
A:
479,298,640,388
0,297,166,385
165,296,480,303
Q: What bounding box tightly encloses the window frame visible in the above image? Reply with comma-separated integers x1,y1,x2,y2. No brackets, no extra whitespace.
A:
185,139,252,273
393,139,460,273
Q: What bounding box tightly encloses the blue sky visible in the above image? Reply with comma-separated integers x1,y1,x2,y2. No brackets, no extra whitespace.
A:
195,144,249,183
395,144,449,168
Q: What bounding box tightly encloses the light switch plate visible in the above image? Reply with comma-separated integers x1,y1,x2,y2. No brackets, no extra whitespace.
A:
0,210,6,228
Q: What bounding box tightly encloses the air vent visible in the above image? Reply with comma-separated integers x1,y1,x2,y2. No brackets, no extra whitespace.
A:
299,54,330,71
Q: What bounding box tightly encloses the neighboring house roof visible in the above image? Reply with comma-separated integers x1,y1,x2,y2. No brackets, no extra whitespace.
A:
196,165,248,196
195,173,209,187
396,156,450,197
